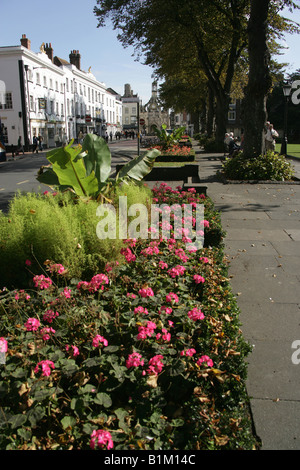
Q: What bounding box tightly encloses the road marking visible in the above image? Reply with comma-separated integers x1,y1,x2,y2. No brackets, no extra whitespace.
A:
17,180,29,185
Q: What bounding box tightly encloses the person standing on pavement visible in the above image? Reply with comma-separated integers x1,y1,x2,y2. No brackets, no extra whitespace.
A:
17,136,25,155
265,123,279,152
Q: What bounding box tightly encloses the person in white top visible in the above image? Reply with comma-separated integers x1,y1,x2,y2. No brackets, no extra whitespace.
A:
265,124,279,152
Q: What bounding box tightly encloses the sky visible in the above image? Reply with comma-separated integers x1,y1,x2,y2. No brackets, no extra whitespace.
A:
1,0,300,104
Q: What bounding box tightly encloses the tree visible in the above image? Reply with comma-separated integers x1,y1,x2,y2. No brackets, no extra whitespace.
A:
242,0,300,158
94,0,249,145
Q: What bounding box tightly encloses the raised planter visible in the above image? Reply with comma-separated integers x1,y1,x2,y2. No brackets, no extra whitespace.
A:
116,163,207,194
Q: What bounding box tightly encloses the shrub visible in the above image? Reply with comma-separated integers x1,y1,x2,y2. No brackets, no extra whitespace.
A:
222,151,295,181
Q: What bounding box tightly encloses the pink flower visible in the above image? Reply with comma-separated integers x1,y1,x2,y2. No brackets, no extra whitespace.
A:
199,257,209,263
120,247,136,263
33,275,52,290
43,309,59,323
158,260,168,270
63,288,71,298
14,289,31,301
137,321,157,340
196,355,214,367
49,263,65,274
88,274,109,292
40,327,55,341
77,280,89,291
25,259,31,266
188,307,205,321
165,292,179,304
200,220,210,228
167,265,186,278
159,305,173,315
92,335,108,348
126,352,144,368
180,348,196,357
0,337,7,353
193,274,205,284
147,355,164,376
34,360,55,377
90,429,113,450
134,306,149,315
127,292,136,299
139,287,154,298
24,318,40,332
66,345,80,357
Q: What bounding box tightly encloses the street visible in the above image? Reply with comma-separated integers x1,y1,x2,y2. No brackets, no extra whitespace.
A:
0,139,139,213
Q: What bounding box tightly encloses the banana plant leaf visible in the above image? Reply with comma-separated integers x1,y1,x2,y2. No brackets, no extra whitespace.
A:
116,148,161,181
81,134,111,186
38,141,98,197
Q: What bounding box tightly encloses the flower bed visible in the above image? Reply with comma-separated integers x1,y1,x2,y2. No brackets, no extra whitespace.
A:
150,145,195,162
0,184,257,450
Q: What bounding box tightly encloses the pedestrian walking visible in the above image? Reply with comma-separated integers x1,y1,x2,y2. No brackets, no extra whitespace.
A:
32,135,39,154
38,134,43,151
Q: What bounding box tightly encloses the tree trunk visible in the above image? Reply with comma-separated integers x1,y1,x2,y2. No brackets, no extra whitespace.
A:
242,0,272,158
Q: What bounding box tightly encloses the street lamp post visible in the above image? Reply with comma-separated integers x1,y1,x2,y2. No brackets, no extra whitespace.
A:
280,82,292,156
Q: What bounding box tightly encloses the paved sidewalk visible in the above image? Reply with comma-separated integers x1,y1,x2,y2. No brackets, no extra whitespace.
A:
196,150,300,450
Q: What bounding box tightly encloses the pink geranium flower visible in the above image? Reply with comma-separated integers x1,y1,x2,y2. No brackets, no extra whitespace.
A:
33,275,52,290
188,307,205,321
34,360,55,377
126,352,144,368
90,429,113,450
196,355,214,368
92,335,108,348
24,318,40,332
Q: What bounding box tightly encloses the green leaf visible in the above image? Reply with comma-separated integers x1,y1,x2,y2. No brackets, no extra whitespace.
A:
8,413,27,429
81,134,112,184
27,406,46,427
94,392,112,408
61,416,77,429
117,149,160,181
41,142,99,197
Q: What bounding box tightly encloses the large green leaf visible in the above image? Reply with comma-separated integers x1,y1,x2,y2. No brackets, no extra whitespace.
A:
81,134,111,185
40,141,99,197
117,148,160,181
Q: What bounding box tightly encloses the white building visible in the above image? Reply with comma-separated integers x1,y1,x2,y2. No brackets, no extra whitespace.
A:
0,35,122,149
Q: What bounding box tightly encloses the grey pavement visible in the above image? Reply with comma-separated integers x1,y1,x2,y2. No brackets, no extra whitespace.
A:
196,148,300,450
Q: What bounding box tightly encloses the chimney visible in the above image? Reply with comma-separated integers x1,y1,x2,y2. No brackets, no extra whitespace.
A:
20,34,31,50
69,50,81,70
45,43,53,62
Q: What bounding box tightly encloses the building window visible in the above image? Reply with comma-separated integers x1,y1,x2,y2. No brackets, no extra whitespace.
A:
66,78,69,92
61,83,64,93
80,83,82,95
228,110,236,121
55,81,59,92
36,73,40,85
61,103,64,116
50,79,53,89
43,76,47,87
29,95,34,112
56,102,59,115
50,100,54,113
0,92,13,109
88,88,90,102
71,80,73,93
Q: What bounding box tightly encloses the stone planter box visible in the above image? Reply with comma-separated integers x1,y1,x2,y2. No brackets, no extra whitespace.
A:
115,163,207,195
